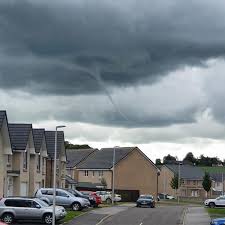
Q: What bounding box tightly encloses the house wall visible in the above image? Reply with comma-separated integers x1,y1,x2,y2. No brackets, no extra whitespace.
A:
158,166,175,196
114,148,158,197
0,132,6,197
78,170,112,189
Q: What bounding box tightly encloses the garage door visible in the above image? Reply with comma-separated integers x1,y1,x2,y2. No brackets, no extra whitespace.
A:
20,182,28,196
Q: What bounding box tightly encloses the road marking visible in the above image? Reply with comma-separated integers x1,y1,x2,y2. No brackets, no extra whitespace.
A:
96,215,112,225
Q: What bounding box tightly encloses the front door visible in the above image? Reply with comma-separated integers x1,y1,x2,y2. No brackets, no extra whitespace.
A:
7,177,13,197
20,182,28,196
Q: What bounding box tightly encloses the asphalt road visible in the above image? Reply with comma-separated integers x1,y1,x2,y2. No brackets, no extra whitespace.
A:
101,206,185,225
12,205,184,225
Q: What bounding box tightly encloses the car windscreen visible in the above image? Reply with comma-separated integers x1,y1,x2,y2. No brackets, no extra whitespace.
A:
139,196,153,200
35,199,49,207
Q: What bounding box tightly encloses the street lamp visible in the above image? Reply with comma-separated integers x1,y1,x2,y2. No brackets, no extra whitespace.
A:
52,125,66,225
178,162,182,204
112,146,119,205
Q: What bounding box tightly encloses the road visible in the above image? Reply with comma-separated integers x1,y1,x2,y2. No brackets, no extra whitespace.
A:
101,206,185,225
13,205,185,225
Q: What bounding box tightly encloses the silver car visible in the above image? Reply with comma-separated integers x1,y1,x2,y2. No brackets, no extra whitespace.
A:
0,197,66,224
35,188,90,211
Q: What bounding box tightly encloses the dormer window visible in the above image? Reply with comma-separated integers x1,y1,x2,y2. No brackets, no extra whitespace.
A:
23,151,28,170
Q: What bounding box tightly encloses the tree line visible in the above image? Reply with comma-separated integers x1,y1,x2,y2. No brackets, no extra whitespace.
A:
156,152,223,167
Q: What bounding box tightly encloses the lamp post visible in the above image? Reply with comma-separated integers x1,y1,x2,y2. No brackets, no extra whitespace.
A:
52,125,66,225
112,147,116,205
178,162,182,204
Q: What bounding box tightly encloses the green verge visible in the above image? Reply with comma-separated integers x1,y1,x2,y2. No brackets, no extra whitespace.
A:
62,211,84,223
207,208,225,219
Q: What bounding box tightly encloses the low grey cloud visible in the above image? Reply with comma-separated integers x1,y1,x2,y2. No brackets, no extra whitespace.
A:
0,0,225,95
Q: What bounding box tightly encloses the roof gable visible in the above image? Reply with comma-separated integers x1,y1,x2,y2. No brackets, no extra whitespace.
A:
8,123,32,151
66,148,97,168
165,164,204,180
77,147,135,169
45,131,65,159
33,129,45,153
0,111,7,130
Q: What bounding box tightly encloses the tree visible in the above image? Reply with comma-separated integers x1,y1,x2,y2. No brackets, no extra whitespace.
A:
65,141,92,149
202,172,212,197
183,152,196,164
155,159,162,165
163,154,177,164
170,173,179,190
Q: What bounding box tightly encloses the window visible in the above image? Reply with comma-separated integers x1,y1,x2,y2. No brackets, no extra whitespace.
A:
37,154,41,172
98,171,103,177
56,190,68,197
181,179,185,185
92,171,95,176
191,190,198,197
84,170,89,176
23,151,28,170
5,199,27,207
7,155,12,166
193,181,196,185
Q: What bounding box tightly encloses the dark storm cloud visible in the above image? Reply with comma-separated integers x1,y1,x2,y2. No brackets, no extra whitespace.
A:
0,0,225,95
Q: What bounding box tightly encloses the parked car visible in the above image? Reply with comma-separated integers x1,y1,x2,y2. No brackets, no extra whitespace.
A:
0,197,66,224
136,195,155,208
96,191,121,204
204,196,225,208
211,218,225,225
80,191,102,206
35,188,90,211
65,189,97,207
157,193,175,201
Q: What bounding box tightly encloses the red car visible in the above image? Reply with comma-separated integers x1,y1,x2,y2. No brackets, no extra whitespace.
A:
80,191,102,206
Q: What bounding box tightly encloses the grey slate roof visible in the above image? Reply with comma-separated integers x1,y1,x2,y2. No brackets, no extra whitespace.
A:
45,131,65,159
0,110,6,129
65,175,78,185
8,123,32,151
66,149,97,168
165,164,204,180
33,129,45,153
210,173,225,182
77,147,136,169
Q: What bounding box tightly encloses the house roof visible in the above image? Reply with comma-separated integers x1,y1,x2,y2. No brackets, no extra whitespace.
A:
8,123,32,151
77,147,136,169
65,175,78,185
45,131,65,159
210,173,225,182
66,149,97,168
165,164,204,180
0,110,7,129
33,129,45,153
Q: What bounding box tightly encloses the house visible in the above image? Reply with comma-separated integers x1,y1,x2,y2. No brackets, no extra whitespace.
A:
77,147,159,197
45,131,67,188
32,129,48,193
66,148,97,188
159,164,205,198
210,173,225,196
0,111,12,197
8,123,36,196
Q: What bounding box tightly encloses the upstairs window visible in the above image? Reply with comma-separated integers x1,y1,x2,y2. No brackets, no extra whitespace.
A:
37,154,41,172
23,151,28,170
98,171,103,177
84,170,89,176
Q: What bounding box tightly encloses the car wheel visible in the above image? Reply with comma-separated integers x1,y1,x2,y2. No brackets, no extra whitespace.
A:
72,202,81,211
209,202,216,208
106,198,112,204
43,213,53,224
2,213,14,224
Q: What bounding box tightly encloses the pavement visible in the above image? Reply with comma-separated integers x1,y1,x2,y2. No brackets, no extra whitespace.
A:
184,207,211,225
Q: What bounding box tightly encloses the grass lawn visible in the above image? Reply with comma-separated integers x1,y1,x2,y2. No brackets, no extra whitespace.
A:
158,199,202,206
200,166,225,173
62,211,85,223
207,208,225,219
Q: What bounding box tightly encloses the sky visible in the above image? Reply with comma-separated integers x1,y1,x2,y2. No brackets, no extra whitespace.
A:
1,0,225,162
